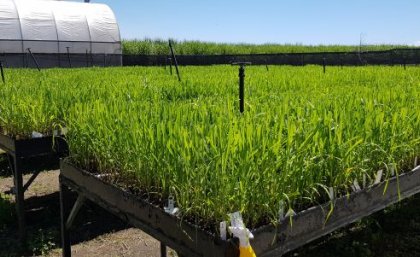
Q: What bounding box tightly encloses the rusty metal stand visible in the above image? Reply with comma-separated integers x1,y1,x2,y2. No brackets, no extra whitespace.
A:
59,160,234,257
59,158,420,257
0,135,68,243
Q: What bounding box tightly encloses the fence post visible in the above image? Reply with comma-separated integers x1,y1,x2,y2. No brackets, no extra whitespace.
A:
58,49,61,68
66,47,72,68
0,60,5,83
90,51,94,66
168,40,181,82
86,49,89,67
27,48,41,71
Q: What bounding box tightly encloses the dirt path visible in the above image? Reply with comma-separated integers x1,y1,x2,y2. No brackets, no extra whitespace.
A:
47,229,167,257
0,169,176,257
0,170,59,197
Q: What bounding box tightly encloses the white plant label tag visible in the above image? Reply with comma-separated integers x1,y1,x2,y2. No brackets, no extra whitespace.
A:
374,170,383,185
31,131,43,138
229,211,244,228
220,221,227,240
352,179,361,192
285,209,296,218
164,195,179,215
61,127,68,135
168,197,174,210
363,174,367,188
328,187,334,201
278,200,285,221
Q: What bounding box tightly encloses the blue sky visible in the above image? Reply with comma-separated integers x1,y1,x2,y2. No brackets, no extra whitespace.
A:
93,0,419,45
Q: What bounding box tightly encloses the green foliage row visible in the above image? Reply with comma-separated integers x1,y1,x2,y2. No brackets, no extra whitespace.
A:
122,39,414,55
1,66,419,230
0,68,128,138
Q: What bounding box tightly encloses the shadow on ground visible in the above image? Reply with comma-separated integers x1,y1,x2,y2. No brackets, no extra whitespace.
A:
0,153,12,176
287,194,420,257
0,190,129,256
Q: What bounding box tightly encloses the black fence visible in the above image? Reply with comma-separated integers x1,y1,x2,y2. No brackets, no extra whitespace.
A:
0,53,122,68
123,48,420,66
1,49,419,68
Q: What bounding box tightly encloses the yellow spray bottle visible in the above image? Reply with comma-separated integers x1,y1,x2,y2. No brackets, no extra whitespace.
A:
228,212,256,257
228,226,256,257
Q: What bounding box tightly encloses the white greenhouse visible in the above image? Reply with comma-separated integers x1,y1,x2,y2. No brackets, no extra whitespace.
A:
0,0,122,68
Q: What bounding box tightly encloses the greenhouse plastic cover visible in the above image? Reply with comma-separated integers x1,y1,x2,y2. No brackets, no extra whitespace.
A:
0,0,121,54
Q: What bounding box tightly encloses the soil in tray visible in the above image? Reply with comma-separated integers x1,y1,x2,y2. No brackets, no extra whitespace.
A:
73,154,419,236
108,177,221,234
82,170,345,235
70,163,221,235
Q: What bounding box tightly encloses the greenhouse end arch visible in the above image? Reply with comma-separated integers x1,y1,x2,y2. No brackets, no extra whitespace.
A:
0,0,122,68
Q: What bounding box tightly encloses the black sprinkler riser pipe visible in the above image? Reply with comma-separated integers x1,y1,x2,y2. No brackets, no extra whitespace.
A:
239,65,245,113
232,62,251,113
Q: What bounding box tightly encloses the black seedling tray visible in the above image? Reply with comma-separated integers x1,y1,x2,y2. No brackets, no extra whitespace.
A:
59,159,420,257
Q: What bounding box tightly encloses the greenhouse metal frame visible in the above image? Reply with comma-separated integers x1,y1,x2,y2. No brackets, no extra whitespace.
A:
0,0,122,68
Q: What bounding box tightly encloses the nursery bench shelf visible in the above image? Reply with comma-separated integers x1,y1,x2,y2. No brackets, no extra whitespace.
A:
59,159,420,257
0,134,68,242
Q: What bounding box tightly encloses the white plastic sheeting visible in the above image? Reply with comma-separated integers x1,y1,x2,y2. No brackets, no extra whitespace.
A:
0,0,121,54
